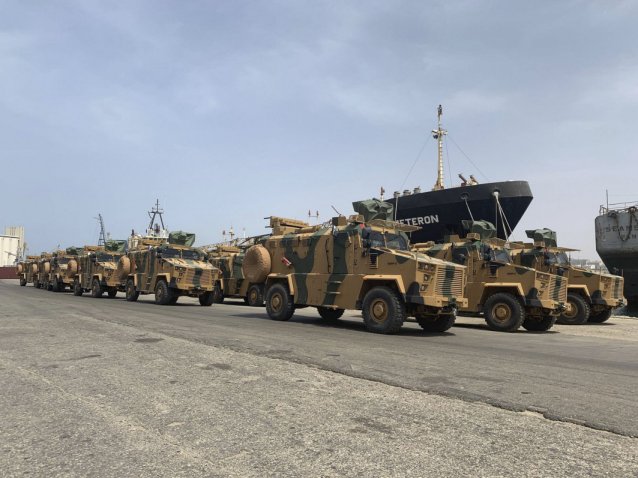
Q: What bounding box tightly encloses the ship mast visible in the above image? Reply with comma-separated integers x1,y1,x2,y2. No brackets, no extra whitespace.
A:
431,104,447,191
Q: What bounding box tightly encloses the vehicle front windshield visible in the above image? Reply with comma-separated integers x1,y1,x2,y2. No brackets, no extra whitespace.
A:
367,231,409,251
492,249,511,263
97,253,120,262
160,248,202,260
547,251,569,266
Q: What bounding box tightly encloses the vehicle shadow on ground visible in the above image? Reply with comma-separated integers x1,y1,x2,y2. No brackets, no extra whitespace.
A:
223,309,458,338
453,321,560,334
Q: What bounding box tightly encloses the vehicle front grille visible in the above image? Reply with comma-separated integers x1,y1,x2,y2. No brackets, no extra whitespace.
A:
181,268,214,289
435,265,464,297
550,275,568,303
611,276,624,300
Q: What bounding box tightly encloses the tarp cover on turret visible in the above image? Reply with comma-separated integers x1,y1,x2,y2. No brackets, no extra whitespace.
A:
105,240,127,253
168,231,196,247
352,199,394,222
65,246,81,255
526,228,557,247
462,220,496,240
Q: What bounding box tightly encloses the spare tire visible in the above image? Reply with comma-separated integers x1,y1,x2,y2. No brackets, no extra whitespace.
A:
43,262,50,273
17,263,23,274
116,256,131,280
67,259,78,275
242,245,272,283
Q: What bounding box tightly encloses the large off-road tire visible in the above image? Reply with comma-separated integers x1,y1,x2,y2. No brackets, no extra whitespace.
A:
155,280,173,305
54,277,65,293
169,296,179,305
265,283,295,321
91,278,103,298
317,306,345,322
522,315,556,332
34,279,40,289
483,293,525,332
212,282,224,304
46,280,53,291
361,286,405,334
19,278,27,287
199,291,214,306
246,284,265,307
125,279,139,302
588,308,613,323
416,310,457,333
107,289,117,298
242,245,272,283
73,280,83,296
116,256,131,281
558,293,590,325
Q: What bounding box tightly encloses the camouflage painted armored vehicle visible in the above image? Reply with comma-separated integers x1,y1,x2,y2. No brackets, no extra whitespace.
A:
207,244,265,306
416,221,567,332
49,247,83,292
16,256,39,286
36,253,53,290
509,228,624,325
242,200,468,334
72,240,127,298
119,231,221,306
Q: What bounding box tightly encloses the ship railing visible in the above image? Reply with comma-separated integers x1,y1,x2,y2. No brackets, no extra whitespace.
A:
599,201,638,215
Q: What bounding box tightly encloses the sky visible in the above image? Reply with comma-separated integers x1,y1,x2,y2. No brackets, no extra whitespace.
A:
1,0,637,259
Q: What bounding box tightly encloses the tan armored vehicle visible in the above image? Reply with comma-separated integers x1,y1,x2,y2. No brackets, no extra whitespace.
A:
72,240,127,298
417,221,567,332
49,247,83,292
207,241,270,306
36,253,53,290
509,228,624,324
119,231,221,306
16,256,39,286
242,200,468,334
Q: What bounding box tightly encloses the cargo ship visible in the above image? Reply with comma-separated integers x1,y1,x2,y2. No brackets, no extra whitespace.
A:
595,201,638,306
374,106,534,243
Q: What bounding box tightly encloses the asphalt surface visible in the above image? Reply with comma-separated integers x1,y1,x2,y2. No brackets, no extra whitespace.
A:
1,279,637,477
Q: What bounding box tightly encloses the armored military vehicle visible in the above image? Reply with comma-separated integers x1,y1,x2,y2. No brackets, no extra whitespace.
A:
16,256,38,286
35,253,53,290
49,247,83,292
207,245,263,306
417,221,567,332
509,228,624,324
118,231,220,305
72,240,127,298
242,200,468,334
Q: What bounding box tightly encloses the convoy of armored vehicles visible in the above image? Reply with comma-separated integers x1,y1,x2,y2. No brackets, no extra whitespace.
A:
14,199,625,335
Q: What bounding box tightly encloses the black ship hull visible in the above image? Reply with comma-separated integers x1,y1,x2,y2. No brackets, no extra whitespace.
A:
386,180,533,243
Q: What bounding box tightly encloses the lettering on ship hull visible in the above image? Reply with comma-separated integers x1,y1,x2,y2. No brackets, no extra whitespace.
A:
397,215,440,226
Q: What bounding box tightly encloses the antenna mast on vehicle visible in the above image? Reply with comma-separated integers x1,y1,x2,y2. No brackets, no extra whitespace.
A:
96,214,107,246
432,104,447,191
147,199,168,237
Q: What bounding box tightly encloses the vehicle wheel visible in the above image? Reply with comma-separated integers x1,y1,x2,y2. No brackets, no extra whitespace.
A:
169,296,179,305
46,280,53,291
155,280,173,305
265,283,295,321
73,280,83,296
483,293,525,332
199,291,214,306
588,308,612,323
558,293,590,325
317,306,345,322
416,310,456,333
55,278,65,292
19,278,27,287
246,284,265,307
107,289,117,298
125,279,139,302
34,280,40,288
361,286,405,334
91,278,103,298
212,282,224,304
522,315,556,332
